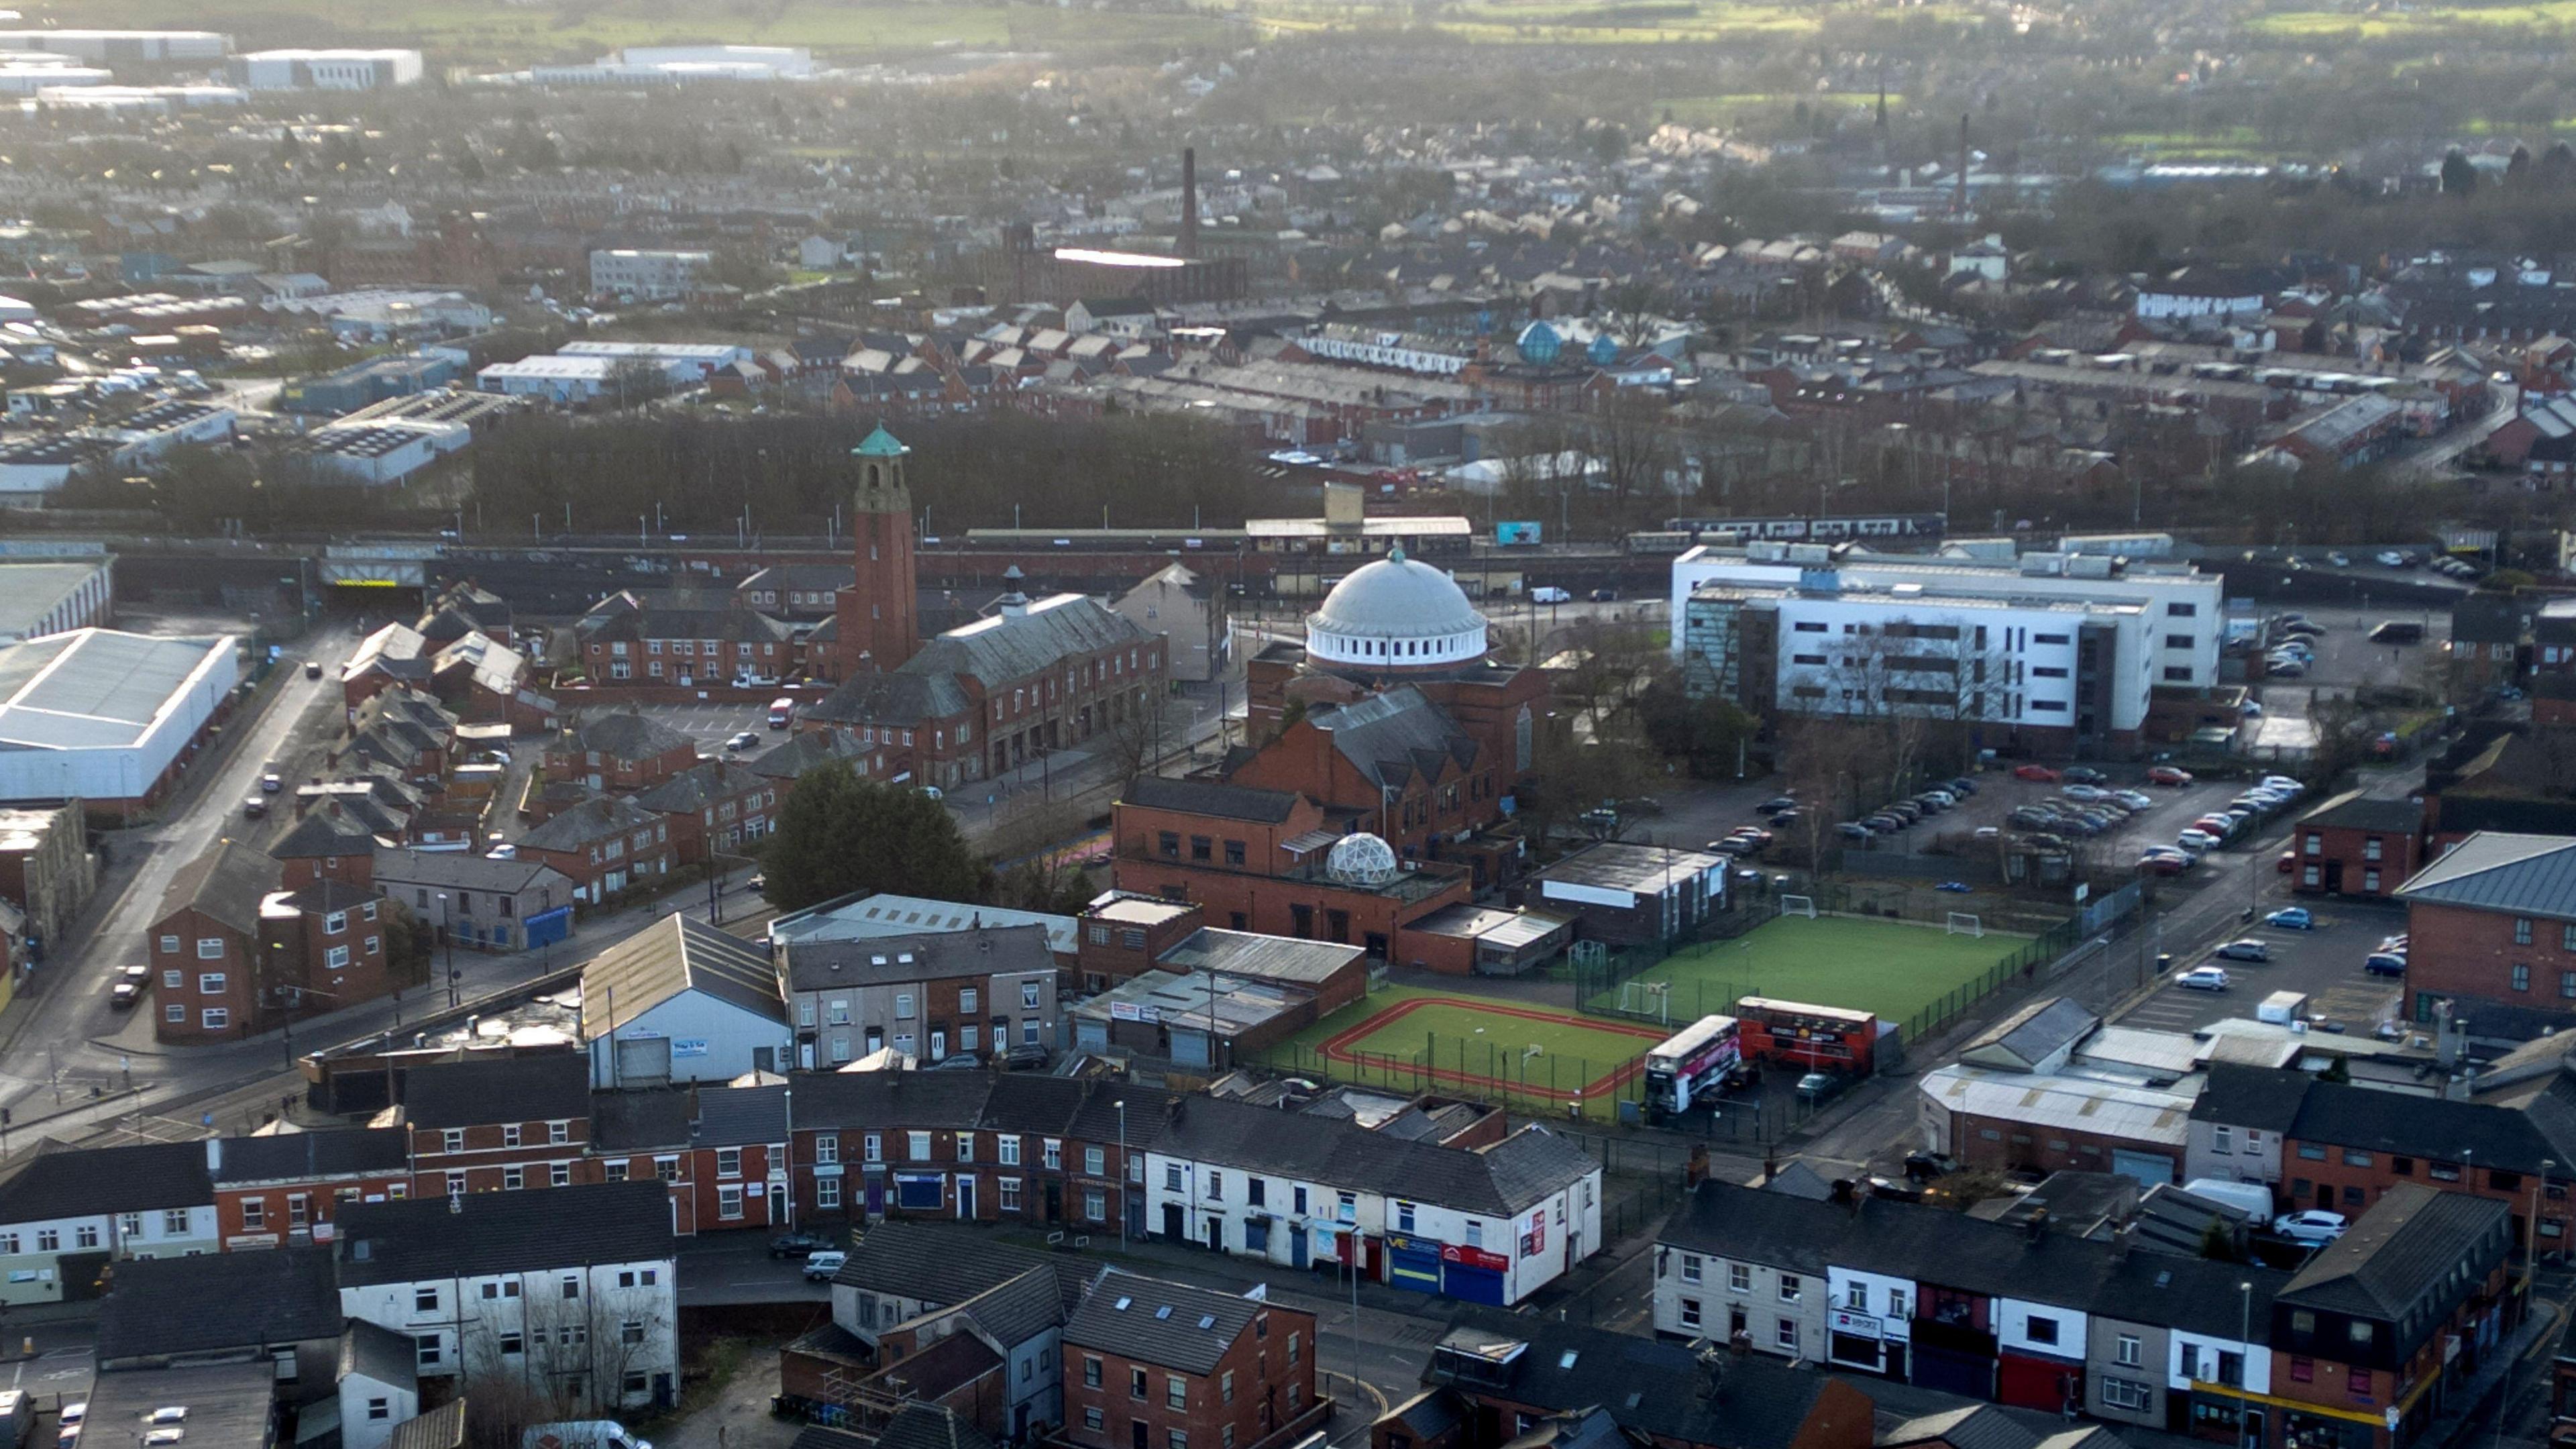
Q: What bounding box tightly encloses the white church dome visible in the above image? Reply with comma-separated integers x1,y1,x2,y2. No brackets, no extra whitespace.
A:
1305,547,1488,668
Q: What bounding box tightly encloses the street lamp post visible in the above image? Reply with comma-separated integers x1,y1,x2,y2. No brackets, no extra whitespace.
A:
437,892,457,1007
2237,1281,2253,1449
1115,1099,1128,1250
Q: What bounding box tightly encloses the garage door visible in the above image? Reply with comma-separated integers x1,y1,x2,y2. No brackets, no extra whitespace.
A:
1443,1263,1506,1305
616,1035,672,1085
1387,1238,1440,1295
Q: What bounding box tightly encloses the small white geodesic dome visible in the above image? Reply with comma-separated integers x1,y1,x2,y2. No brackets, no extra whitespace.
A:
1325,831,1400,886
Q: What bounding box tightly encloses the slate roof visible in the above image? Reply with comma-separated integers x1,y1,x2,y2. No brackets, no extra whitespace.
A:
590,1088,693,1152
746,727,877,781
782,924,1054,994
1153,1098,1595,1216
908,594,1152,694
2282,1069,2576,1175
518,794,661,853
401,1052,590,1128
1122,775,1301,824
2088,1251,2290,1339
582,914,782,1023
155,837,284,938
209,1126,407,1183
2298,790,2423,835
95,1246,343,1360
632,759,769,814
2394,831,2576,922
0,1139,213,1222
2280,1182,2510,1320
804,667,971,727
1063,1269,1266,1375
2189,1062,2316,1131
335,1180,676,1284
695,1081,790,1146
1657,1180,2118,1314
555,709,694,763
1432,1320,1840,1449
1303,686,1479,790
270,808,385,860
1960,998,2099,1073
829,1219,1058,1303
875,1406,997,1449
373,847,572,896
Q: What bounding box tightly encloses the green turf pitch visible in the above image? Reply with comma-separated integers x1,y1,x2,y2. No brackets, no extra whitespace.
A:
1592,913,2027,1026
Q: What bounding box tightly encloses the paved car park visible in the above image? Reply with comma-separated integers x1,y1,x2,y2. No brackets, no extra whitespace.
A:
1837,767,2253,867
2118,890,2406,1036
627,700,780,757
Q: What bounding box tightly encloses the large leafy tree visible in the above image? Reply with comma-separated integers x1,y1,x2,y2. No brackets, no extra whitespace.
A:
759,763,989,912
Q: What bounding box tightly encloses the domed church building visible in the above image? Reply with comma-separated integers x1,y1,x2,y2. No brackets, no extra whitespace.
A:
1106,543,1558,975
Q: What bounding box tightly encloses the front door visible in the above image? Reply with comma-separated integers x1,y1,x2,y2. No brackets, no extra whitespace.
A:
1132,1422,1148,1449
1044,1181,1062,1222
2244,1410,2267,1449
1205,1215,1223,1250
930,1029,947,1061
1291,1228,1309,1269
1162,1203,1183,1240
957,1176,977,1220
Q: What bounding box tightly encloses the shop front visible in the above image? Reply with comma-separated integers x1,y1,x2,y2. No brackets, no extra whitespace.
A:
1826,1308,1909,1379
1441,1242,1509,1305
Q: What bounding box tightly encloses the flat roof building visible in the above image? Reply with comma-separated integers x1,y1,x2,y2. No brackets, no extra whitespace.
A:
0,628,238,809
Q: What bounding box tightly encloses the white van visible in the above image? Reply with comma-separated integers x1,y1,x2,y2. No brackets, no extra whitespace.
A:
2181,1178,2275,1223
524,1424,649,1449
1529,586,1572,604
2256,989,2309,1026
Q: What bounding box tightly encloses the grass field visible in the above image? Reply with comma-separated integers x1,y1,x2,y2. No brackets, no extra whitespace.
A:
37,0,1234,66
1260,985,1664,1119
1589,913,2028,1030
2248,0,2576,34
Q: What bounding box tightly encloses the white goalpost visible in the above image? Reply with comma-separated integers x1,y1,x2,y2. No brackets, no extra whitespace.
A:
1777,894,1819,920
1945,912,1985,938
1617,980,1673,1024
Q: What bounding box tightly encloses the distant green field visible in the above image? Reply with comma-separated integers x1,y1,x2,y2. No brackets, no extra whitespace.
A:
36,0,1232,66
1590,912,2027,1028
1248,0,1828,42
2249,0,2576,34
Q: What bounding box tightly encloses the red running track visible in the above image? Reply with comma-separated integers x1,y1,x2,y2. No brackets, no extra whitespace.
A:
1312,995,1666,1103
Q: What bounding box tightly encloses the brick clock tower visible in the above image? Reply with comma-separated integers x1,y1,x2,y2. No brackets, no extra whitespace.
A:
832,424,920,677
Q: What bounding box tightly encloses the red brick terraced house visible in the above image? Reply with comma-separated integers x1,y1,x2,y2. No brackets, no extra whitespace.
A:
515,794,674,904
571,593,798,688
1060,1269,1324,1449
543,710,700,795
2289,790,2424,898
2392,831,2576,1040
632,759,777,866
208,1126,411,1250
147,839,392,1044
588,1085,794,1235
400,1053,597,1197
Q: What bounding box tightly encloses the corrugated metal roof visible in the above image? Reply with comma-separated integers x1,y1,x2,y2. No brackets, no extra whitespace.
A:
0,627,231,749
2395,830,2576,922
1922,1064,2198,1146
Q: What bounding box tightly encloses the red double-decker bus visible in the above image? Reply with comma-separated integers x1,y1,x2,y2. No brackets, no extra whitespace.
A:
1733,997,1880,1076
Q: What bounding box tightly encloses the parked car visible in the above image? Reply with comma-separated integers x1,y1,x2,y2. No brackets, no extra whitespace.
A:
2375,551,2407,567
303,659,323,679
2261,775,2304,794
2114,790,2154,810
2378,933,2410,953
2178,828,2222,852
1758,796,1798,815
1006,1043,1051,1071
2014,764,2061,782
768,1229,836,1259
1945,777,1980,796
2147,766,2194,786
2062,784,2109,802
2364,953,2408,977
1836,822,1873,841
802,1250,847,1281
2137,854,2192,876
2176,965,2233,991
2215,939,2272,962
2272,1210,2349,1244
2063,766,2108,785
724,731,760,752
1795,1071,1840,1102
2279,850,2298,873
2265,906,2315,930
1902,1150,1960,1182
2269,661,2308,678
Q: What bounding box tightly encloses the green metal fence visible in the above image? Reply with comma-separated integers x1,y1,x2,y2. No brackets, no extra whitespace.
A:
1260,1039,1647,1124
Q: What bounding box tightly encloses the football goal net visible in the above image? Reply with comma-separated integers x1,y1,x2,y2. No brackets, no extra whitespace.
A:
1778,894,1819,919
1617,980,1673,1024
1945,912,1984,938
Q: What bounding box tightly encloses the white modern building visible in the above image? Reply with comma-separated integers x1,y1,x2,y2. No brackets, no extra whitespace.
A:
0,62,109,94
580,915,790,1089
588,249,712,301
0,558,115,643
334,1183,680,1413
1670,542,2224,757
619,44,811,75
0,628,238,808
0,30,229,61
304,419,471,485
558,339,755,374
233,48,422,89
476,354,696,404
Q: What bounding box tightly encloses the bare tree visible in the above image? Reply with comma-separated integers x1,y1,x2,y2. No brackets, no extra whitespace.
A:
1103,680,1191,782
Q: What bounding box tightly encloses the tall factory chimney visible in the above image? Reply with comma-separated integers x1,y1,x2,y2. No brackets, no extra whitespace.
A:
1956,113,1970,217
1179,147,1201,259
